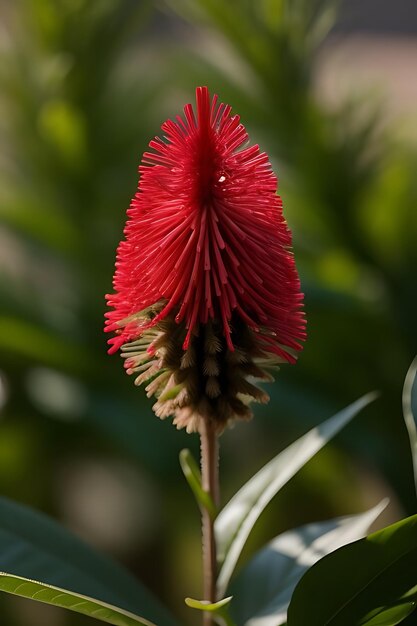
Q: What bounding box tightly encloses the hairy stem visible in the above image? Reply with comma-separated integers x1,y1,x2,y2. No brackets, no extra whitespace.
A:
200,418,219,626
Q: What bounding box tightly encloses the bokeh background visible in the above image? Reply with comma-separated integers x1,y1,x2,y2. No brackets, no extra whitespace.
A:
0,0,416,624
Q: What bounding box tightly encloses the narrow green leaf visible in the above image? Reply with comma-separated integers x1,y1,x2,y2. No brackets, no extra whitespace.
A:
179,449,217,519
185,596,236,626
287,514,417,625
185,596,233,612
0,496,176,626
215,393,377,596
360,599,417,626
0,573,155,626
231,500,388,626
402,356,417,499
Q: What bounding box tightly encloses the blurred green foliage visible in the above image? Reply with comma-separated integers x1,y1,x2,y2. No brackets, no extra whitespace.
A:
0,0,416,624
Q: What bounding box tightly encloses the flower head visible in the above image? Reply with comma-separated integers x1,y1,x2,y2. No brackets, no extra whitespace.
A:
105,87,306,433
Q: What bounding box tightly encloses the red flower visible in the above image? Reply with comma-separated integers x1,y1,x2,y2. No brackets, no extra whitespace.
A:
105,87,305,432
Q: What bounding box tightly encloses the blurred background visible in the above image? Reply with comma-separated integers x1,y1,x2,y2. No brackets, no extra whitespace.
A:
0,0,416,624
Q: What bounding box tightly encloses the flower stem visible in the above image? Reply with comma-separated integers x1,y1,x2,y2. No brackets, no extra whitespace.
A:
200,418,219,626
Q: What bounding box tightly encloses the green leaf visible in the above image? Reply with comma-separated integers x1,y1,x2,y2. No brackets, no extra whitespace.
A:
402,356,417,499
360,598,417,626
185,596,236,626
0,496,177,626
287,514,417,625
215,393,377,596
0,573,155,626
179,449,217,519
231,500,388,626
185,596,233,611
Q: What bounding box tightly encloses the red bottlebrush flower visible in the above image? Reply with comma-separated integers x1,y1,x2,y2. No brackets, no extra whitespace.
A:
106,87,306,433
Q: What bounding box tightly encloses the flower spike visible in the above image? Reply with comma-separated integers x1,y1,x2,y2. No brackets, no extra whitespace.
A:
106,87,306,433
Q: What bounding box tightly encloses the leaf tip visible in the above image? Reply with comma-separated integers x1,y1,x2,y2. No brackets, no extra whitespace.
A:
185,596,233,611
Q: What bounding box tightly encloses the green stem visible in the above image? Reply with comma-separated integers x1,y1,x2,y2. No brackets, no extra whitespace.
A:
200,418,219,626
